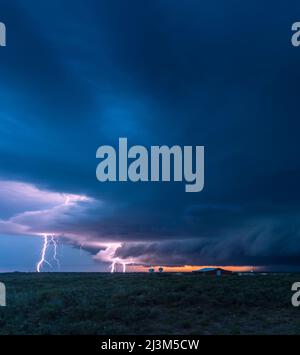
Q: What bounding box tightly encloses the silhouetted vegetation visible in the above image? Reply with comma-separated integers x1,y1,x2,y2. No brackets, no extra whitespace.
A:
0,273,299,334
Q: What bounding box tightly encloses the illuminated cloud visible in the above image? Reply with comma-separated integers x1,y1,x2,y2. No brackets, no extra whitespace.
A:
0,179,93,237
1,178,300,270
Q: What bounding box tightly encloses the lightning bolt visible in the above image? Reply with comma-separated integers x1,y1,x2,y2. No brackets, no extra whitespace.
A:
122,263,126,273
111,261,116,273
50,234,60,269
95,244,132,273
63,194,70,205
36,234,61,272
36,234,52,272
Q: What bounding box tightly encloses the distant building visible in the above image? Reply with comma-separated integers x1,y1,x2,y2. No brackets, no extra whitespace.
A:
192,267,232,276
158,267,164,273
149,267,155,273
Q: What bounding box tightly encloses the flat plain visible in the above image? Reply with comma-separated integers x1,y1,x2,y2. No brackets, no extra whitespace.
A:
0,273,299,335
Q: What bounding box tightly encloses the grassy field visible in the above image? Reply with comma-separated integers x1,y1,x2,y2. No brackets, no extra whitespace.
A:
0,272,300,335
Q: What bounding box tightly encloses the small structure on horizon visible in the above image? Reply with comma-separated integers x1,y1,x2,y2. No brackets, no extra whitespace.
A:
192,267,232,276
149,267,155,273
158,267,164,273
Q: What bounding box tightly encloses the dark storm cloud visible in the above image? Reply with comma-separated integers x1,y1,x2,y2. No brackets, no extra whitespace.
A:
116,209,300,266
0,0,300,268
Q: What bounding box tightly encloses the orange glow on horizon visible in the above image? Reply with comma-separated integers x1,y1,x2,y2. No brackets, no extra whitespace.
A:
126,265,255,273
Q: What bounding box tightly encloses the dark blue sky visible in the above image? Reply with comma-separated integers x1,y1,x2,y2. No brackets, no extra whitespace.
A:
0,0,300,271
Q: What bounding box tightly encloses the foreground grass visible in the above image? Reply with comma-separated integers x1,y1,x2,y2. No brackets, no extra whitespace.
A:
0,273,300,334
